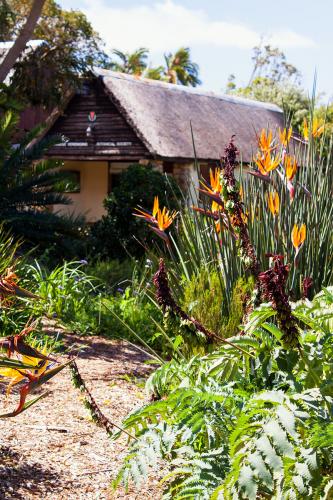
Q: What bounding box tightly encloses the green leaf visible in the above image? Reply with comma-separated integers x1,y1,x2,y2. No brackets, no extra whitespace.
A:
0,391,50,418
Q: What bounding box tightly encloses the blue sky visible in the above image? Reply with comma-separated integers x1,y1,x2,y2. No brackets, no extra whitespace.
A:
59,0,332,101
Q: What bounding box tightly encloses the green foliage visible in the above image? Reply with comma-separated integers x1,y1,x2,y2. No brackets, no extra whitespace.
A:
89,288,163,347
0,0,15,41
243,128,333,297
232,76,309,128
109,46,201,87
223,391,321,499
19,256,166,352
0,104,84,255
4,0,109,107
85,258,136,294
24,260,98,325
227,43,309,128
181,268,254,338
0,223,20,274
167,121,332,300
90,164,181,260
164,47,201,87
113,288,333,498
110,48,149,75
181,267,226,335
225,276,255,337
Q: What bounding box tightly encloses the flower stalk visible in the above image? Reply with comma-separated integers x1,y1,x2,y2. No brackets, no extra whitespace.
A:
153,259,255,357
258,254,299,347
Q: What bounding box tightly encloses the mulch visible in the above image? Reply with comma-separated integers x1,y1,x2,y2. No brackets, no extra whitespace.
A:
0,335,162,499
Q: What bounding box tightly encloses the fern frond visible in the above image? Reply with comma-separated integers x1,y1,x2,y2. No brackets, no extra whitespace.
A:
223,390,321,499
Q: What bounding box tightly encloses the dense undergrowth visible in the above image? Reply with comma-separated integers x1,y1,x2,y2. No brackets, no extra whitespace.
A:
109,123,333,498
0,93,332,499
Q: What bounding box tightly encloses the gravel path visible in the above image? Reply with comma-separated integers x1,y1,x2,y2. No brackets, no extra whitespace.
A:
0,335,161,499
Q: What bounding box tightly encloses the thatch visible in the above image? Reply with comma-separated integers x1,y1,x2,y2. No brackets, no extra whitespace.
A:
96,69,285,163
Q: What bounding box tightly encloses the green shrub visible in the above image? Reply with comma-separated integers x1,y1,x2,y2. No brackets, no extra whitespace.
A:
181,268,254,338
225,275,255,337
24,260,98,325
74,287,163,348
113,288,333,498
86,258,135,294
181,267,225,335
90,164,181,260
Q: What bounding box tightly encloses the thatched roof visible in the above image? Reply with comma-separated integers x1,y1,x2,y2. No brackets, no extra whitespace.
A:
96,69,285,163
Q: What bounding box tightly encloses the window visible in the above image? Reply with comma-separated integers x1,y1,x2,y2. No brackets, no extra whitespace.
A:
55,170,81,193
109,173,121,191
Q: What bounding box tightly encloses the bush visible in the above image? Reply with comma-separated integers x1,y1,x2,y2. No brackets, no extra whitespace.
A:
113,288,333,498
181,267,226,335
24,260,98,325
168,266,254,340
86,258,136,294
90,164,181,260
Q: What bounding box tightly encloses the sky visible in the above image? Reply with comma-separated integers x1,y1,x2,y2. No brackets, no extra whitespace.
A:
59,0,333,102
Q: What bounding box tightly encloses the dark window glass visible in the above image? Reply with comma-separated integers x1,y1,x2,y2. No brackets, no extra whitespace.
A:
55,170,81,193
109,173,121,191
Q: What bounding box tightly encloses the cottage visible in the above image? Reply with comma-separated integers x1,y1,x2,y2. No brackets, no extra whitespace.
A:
41,69,286,222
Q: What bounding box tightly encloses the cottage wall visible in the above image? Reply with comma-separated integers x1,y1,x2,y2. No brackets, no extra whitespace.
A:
55,160,108,222
173,162,199,202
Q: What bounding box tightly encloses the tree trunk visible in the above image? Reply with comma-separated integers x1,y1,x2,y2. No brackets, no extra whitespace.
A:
0,0,46,83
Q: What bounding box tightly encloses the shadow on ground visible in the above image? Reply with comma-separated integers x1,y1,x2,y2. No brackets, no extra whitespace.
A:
0,446,65,499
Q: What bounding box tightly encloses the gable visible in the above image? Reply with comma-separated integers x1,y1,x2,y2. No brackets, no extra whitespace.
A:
46,79,149,159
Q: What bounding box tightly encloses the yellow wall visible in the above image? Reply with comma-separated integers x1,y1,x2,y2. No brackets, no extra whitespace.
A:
55,161,108,223
54,160,200,223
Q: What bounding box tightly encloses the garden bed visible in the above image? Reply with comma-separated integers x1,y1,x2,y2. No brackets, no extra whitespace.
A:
0,335,160,499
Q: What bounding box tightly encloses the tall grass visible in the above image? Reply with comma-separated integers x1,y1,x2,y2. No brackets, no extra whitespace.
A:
162,108,333,302
24,260,98,322
243,126,333,295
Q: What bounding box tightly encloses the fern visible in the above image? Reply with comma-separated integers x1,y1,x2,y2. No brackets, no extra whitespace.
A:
221,391,321,499
112,423,174,490
113,293,333,499
113,384,241,492
162,447,228,500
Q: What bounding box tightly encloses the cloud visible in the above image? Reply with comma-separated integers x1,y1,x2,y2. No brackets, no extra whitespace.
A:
78,0,316,53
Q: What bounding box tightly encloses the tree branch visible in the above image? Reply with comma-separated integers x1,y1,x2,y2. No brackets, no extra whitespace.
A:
0,0,46,83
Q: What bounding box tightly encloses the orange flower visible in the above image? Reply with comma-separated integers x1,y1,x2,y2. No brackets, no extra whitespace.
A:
156,206,177,231
267,191,280,216
313,117,325,137
254,151,281,176
284,155,297,181
133,196,177,243
279,127,292,148
209,168,223,212
199,168,224,213
303,118,308,140
303,117,325,140
133,206,157,224
258,129,275,153
0,267,38,305
152,196,159,218
209,168,222,194
291,224,306,249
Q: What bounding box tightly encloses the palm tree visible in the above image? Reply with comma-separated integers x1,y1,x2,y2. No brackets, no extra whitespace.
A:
143,65,165,81
109,46,201,87
164,47,201,87
110,48,149,76
0,107,82,250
